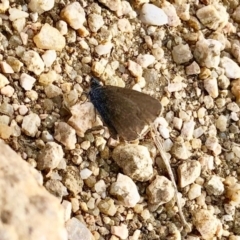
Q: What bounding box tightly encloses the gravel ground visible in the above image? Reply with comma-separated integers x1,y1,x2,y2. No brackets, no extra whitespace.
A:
1,0,240,239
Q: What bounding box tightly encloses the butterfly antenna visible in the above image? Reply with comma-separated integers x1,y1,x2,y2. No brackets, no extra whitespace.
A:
151,123,191,231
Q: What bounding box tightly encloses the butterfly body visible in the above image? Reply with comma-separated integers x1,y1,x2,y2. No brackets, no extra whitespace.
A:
89,78,162,141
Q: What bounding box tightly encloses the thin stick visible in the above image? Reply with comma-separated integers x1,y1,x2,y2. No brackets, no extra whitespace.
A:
151,124,190,230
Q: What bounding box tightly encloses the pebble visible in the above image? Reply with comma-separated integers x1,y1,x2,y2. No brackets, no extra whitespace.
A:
227,102,239,112
159,125,170,139
66,217,93,240
88,13,104,32
216,115,228,132
162,2,181,27
0,123,12,139
22,50,45,75
188,183,201,200
0,61,14,73
220,56,240,79
59,202,70,223
185,61,200,75
231,79,240,102
98,198,117,216
28,0,54,14
194,39,222,68
137,54,155,68
204,77,219,98
178,160,201,188
0,73,9,89
205,176,224,196
60,2,86,30
44,84,61,98
37,142,64,171
172,44,193,64
62,166,83,195
218,74,230,89
196,5,228,30
233,6,240,23
146,175,174,205
205,136,222,156
171,139,192,160
33,23,66,51
41,50,57,67
68,102,97,137
22,113,41,137
111,224,129,239
128,60,143,77
112,144,153,181
54,122,77,150
56,20,68,35
20,73,36,90
6,56,23,72
231,41,240,65
94,179,106,195
0,103,14,117
117,18,132,33
1,85,14,97
140,3,168,26
193,209,222,239
181,120,195,140
45,179,68,201
95,42,113,55
110,173,140,207
8,8,29,21
39,70,58,85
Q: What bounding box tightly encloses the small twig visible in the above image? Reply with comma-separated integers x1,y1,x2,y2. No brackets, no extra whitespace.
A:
151,123,191,230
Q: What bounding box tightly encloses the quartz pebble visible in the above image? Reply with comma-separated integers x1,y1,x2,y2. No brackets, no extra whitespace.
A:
20,73,36,90
193,209,222,239
95,42,113,55
62,200,72,221
1,85,14,97
220,57,240,79
205,176,224,196
54,122,77,150
111,224,129,239
140,4,168,26
185,61,200,75
194,39,222,68
146,175,174,205
22,50,45,75
205,136,221,156
178,160,201,188
45,84,62,98
98,198,117,216
28,0,54,14
22,113,41,137
37,142,64,171
137,54,155,68
204,78,219,98
0,61,14,73
112,144,153,181
8,8,29,21
68,102,97,137
110,173,140,207
42,50,57,67
66,218,93,240
88,13,104,32
196,5,228,30
216,115,227,132
128,60,143,77
61,2,86,30
188,183,201,200
171,140,192,160
118,18,132,33
0,73,9,88
172,44,193,64
162,1,181,27
33,23,66,51
181,120,195,140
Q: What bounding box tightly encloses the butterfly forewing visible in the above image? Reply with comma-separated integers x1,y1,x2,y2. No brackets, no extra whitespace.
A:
89,79,162,141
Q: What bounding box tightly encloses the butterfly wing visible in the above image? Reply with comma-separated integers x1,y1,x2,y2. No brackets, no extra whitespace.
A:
90,85,162,141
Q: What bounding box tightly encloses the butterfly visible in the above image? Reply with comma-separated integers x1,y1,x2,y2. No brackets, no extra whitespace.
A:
89,77,162,141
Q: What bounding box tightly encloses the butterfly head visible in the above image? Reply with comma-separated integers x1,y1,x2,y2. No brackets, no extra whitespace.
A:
90,77,102,90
